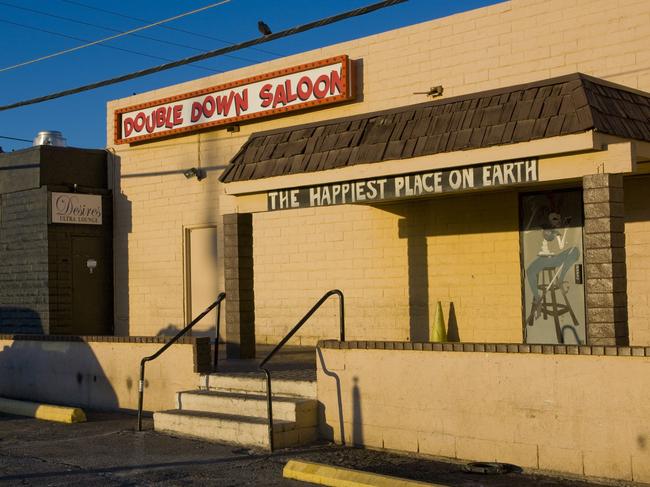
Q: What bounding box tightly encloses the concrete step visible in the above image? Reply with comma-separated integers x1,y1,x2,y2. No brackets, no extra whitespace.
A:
154,409,317,449
176,390,317,426
199,373,317,399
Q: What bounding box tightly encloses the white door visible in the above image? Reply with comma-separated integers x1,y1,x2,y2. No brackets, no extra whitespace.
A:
186,226,222,336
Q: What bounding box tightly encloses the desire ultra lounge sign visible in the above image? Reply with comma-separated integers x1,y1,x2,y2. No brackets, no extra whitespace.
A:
267,159,538,211
51,192,102,225
114,55,353,144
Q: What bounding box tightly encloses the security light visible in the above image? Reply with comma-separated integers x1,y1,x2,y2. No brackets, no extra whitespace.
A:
183,167,206,181
413,85,444,98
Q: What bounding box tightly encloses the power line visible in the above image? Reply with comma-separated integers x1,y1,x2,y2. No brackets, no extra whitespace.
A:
0,18,220,73
0,0,230,73
0,135,32,142
0,0,407,112
0,0,261,66
59,0,282,58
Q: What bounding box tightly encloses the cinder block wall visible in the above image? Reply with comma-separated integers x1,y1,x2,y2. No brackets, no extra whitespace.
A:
108,0,650,338
254,190,521,345
0,337,197,411
318,347,650,483
625,175,650,345
0,188,49,334
110,138,233,336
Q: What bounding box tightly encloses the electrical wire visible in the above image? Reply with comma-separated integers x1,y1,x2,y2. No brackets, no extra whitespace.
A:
0,18,220,73
0,135,32,142
59,0,282,58
0,0,230,73
0,0,406,112
0,0,261,66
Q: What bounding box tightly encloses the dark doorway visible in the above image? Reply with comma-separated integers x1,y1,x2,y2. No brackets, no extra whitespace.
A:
72,236,112,335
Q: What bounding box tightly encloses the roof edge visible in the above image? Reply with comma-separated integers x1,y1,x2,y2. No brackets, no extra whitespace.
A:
241,73,588,141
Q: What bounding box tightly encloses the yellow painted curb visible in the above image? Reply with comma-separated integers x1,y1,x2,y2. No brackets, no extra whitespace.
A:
283,459,448,487
0,397,86,423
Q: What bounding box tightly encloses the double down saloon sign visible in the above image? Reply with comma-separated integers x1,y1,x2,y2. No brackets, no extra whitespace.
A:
114,55,353,144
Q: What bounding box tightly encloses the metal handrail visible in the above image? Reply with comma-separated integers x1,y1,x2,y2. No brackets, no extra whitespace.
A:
137,292,226,431
259,289,345,451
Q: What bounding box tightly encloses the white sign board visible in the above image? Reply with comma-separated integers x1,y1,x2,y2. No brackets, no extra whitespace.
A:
267,159,539,211
51,192,102,225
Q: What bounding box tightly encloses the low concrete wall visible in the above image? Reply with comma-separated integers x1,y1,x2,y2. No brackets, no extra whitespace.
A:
317,345,650,483
0,336,199,412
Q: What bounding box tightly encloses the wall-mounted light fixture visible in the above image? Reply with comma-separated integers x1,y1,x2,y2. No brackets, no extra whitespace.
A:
413,85,444,98
183,167,207,181
226,125,240,133
86,258,97,274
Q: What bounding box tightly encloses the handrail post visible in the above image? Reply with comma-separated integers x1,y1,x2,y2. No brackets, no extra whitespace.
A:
137,360,146,431
338,290,345,342
214,301,221,371
264,369,274,451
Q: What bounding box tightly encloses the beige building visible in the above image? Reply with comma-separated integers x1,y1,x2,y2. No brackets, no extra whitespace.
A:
44,0,650,481
108,0,650,348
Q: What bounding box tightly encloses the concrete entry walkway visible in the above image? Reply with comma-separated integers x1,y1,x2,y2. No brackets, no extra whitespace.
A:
214,344,316,381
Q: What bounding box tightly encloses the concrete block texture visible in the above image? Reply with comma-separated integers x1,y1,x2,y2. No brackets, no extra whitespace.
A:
223,213,255,359
252,191,522,345
583,187,624,205
583,173,628,346
583,232,625,249
584,216,625,235
0,188,50,334
585,291,626,308
584,202,625,219
582,173,623,191
318,348,650,483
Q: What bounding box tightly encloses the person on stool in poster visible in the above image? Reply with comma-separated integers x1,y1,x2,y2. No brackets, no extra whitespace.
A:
526,211,580,338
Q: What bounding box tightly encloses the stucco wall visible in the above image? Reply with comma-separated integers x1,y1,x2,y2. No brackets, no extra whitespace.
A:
107,0,650,338
625,175,650,346
317,346,650,483
0,338,197,412
254,190,522,345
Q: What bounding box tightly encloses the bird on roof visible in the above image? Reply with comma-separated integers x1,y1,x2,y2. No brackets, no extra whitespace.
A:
258,20,272,36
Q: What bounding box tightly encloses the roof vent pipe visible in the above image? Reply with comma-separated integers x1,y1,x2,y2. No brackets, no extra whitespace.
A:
33,131,67,147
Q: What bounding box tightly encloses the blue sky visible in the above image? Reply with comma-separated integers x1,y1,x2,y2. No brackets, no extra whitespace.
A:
0,0,500,152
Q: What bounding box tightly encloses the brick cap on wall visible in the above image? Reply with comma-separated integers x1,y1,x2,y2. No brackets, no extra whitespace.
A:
0,334,197,345
317,340,647,357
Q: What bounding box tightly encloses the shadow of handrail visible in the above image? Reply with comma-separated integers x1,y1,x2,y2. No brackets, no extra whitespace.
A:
316,347,345,445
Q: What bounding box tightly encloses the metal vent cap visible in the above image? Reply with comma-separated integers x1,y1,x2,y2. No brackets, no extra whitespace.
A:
33,131,67,147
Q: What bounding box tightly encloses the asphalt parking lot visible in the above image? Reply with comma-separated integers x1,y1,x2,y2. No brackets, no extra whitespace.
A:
0,411,613,486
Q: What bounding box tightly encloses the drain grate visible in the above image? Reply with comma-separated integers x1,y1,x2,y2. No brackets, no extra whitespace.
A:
464,462,523,474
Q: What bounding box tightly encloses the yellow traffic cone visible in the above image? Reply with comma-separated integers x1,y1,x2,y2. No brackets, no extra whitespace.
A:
431,301,447,342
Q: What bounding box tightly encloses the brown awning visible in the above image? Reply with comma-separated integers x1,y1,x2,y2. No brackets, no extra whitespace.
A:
220,73,650,183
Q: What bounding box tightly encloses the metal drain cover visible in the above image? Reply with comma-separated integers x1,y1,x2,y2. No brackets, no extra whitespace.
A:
464,462,523,474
